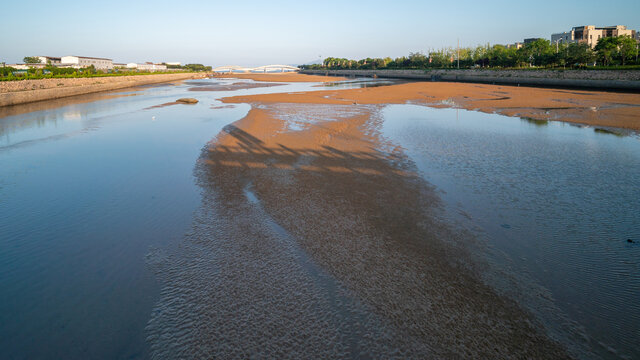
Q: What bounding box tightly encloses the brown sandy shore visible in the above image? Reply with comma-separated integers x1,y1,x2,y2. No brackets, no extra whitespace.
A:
147,74,577,358
222,73,640,130
0,73,203,107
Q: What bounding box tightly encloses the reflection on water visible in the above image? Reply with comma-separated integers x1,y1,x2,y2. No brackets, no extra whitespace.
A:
0,78,348,359
521,117,549,126
594,127,627,137
381,105,640,359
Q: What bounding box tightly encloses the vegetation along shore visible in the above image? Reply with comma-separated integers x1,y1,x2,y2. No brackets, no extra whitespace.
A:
301,36,640,70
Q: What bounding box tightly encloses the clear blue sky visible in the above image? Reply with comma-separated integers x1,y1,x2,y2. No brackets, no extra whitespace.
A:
1,0,638,66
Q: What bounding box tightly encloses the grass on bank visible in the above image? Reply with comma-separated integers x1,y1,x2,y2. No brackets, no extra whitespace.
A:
0,68,196,82
0,63,212,82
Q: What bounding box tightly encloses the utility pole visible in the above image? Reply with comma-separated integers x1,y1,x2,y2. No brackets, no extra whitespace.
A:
457,38,460,69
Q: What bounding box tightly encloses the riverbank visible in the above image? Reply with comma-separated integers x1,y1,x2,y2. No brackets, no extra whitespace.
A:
301,69,640,91
0,73,203,107
212,72,346,83
222,80,640,130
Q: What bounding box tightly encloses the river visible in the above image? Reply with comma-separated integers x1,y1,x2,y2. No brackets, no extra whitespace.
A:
0,77,638,359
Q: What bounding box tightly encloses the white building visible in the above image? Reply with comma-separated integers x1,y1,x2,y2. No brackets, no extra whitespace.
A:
166,62,181,66
8,63,47,70
37,56,61,65
61,55,113,69
126,62,167,71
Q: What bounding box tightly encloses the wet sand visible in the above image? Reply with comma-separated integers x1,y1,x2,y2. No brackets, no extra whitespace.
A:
148,100,571,357
222,81,640,130
213,72,347,83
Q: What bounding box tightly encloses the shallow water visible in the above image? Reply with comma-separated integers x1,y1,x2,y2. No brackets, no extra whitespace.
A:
1,78,638,359
0,78,341,359
380,105,640,359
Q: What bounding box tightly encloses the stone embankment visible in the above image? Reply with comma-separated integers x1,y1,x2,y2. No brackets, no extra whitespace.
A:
301,69,640,91
0,73,205,107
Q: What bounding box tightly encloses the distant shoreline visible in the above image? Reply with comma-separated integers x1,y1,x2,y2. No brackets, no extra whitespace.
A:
0,73,204,107
301,69,640,91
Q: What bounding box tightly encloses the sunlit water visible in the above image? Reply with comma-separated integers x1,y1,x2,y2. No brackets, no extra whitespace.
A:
380,105,640,359
1,78,638,359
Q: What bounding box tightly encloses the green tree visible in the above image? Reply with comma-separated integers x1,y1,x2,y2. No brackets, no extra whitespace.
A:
0,66,17,76
595,37,618,66
487,45,518,67
84,64,96,75
566,43,594,67
23,56,42,64
520,39,554,67
184,64,212,71
617,35,637,65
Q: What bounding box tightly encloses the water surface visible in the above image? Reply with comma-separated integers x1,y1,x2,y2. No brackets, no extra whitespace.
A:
380,105,640,359
0,78,340,359
1,79,638,359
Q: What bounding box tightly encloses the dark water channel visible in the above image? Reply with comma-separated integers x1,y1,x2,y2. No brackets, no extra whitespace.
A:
0,78,638,359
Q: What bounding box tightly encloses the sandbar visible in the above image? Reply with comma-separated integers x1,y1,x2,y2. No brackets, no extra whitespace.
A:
149,98,572,357
222,81,640,130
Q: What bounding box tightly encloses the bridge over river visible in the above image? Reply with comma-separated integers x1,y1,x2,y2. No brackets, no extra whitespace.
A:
212,64,299,73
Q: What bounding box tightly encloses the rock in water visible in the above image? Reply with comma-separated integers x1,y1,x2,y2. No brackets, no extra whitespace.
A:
176,98,199,104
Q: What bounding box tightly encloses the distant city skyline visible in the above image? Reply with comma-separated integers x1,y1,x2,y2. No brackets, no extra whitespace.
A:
1,0,639,66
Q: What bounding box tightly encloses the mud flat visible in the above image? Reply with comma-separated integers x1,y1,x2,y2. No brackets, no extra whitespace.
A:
222,81,640,130
0,73,202,107
147,96,571,357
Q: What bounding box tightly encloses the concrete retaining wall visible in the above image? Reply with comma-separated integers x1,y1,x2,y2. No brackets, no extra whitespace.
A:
301,69,640,91
0,73,200,107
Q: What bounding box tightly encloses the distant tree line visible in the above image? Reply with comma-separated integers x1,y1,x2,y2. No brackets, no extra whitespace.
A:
23,56,42,64
166,63,212,71
300,36,639,70
0,64,187,81
1,60,212,81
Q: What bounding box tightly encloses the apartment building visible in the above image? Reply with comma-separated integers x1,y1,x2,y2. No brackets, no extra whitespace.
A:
552,25,636,48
